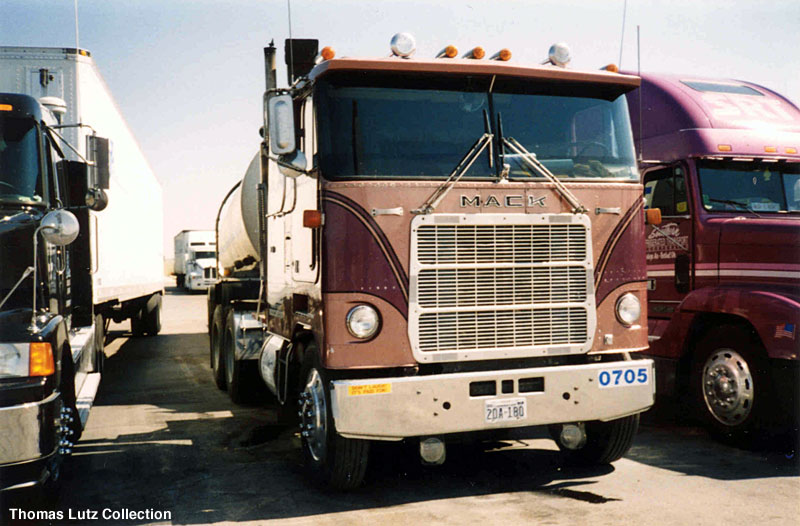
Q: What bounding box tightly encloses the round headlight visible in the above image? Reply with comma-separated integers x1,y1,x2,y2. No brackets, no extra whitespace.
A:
346,305,381,339
615,293,641,327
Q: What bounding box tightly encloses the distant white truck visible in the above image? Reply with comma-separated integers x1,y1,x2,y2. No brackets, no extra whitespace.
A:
173,230,216,291
0,46,164,494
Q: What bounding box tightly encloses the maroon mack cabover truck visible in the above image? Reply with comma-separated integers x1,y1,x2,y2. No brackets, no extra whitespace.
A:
626,73,800,442
208,36,656,489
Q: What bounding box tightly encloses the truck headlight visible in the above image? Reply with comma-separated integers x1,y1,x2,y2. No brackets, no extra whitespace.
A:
0,342,54,377
615,293,641,327
346,305,380,339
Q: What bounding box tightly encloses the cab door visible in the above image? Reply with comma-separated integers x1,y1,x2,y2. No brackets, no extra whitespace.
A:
643,164,693,331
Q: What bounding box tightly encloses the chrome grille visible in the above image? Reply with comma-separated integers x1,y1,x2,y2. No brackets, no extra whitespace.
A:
417,224,586,264
417,267,588,308
409,214,596,362
419,308,588,353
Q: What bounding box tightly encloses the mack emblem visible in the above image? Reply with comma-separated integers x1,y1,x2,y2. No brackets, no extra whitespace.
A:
460,195,547,208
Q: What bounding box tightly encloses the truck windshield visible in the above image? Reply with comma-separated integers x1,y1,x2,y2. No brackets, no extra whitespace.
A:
0,116,43,204
315,72,638,181
193,251,216,259
698,160,800,213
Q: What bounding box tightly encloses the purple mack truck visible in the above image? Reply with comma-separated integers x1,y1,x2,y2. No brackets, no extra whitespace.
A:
625,73,800,442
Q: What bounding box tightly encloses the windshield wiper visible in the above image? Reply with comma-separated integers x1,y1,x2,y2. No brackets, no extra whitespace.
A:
411,132,493,215
708,198,761,218
501,136,587,214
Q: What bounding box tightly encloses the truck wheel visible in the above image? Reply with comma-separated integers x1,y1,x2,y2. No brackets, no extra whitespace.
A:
223,309,248,403
143,294,162,336
130,309,145,337
691,326,769,443
176,274,184,288
91,313,105,373
210,306,227,391
552,414,639,465
299,342,369,490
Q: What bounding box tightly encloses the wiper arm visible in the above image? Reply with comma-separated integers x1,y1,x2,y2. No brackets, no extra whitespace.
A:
411,132,493,215
502,137,587,214
708,198,761,218
0,266,33,311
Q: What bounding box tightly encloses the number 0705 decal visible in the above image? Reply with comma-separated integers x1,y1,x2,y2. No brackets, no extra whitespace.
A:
597,367,649,388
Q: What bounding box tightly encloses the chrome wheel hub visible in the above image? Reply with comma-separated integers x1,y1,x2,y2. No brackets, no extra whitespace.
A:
702,349,754,425
299,368,327,462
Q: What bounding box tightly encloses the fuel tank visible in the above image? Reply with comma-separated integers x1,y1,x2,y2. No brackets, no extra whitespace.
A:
218,153,261,271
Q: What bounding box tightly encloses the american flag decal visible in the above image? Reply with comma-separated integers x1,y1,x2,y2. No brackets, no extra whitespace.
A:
775,323,796,339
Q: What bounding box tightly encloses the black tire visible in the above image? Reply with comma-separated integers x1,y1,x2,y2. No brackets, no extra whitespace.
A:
553,414,640,465
210,305,227,391
130,308,145,337
91,313,105,373
691,325,769,444
299,342,369,490
143,294,162,336
176,274,185,288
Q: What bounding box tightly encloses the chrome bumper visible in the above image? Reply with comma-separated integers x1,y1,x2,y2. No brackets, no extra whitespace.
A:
330,359,655,440
0,392,61,466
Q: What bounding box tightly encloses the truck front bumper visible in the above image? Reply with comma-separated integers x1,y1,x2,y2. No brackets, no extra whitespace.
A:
330,359,655,440
186,278,215,291
0,391,61,491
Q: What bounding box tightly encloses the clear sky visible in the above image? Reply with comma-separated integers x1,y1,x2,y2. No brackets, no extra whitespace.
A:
3,0,799,257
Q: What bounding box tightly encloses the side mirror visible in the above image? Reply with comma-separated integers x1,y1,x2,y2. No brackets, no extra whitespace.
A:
85,188,108,211
645,207,662,225
40,209,80,246
268,94,296,154
87,136,111,189
277,150,307,178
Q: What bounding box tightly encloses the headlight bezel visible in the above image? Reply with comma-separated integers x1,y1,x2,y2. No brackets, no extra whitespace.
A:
346,304,381,340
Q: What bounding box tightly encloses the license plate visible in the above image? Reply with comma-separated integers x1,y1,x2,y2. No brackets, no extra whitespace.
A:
597,366,650,388
484,398,527,424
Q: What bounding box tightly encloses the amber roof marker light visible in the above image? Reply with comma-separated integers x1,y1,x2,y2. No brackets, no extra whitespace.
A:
490,49,512,61
463,46,485,59
436,45,458,58
315,46,335,63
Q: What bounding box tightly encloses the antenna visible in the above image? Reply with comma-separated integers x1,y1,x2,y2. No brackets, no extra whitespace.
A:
618,0,627,67
637,25,643,162
287,0,294,85
74,0,80,50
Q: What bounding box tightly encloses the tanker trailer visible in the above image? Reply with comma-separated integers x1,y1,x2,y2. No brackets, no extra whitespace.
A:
206,153,268,395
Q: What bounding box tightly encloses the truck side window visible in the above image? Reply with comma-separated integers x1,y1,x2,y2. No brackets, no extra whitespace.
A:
644,166,687,216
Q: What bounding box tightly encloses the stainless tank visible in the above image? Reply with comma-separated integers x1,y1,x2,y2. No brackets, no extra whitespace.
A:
218,153,260,270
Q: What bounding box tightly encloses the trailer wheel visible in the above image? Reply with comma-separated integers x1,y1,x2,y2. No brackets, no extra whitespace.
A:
691,326,769,444
143,294,162,336
210,305,227,391
130,309,145,337
299,342,369,490
552,414,639,465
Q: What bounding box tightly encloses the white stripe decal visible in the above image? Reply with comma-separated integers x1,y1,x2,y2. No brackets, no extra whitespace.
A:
649,269,800,279
695,270,800,279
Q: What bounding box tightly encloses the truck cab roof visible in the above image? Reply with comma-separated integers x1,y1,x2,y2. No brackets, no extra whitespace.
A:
625,72,800,162
310,57,640,98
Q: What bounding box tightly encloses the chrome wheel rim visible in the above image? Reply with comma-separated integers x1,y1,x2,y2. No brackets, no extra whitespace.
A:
701,349,754,425
300,368,327,462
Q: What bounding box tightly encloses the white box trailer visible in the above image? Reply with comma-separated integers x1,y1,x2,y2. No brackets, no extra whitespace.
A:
173,229,216,290
0,46,164,329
